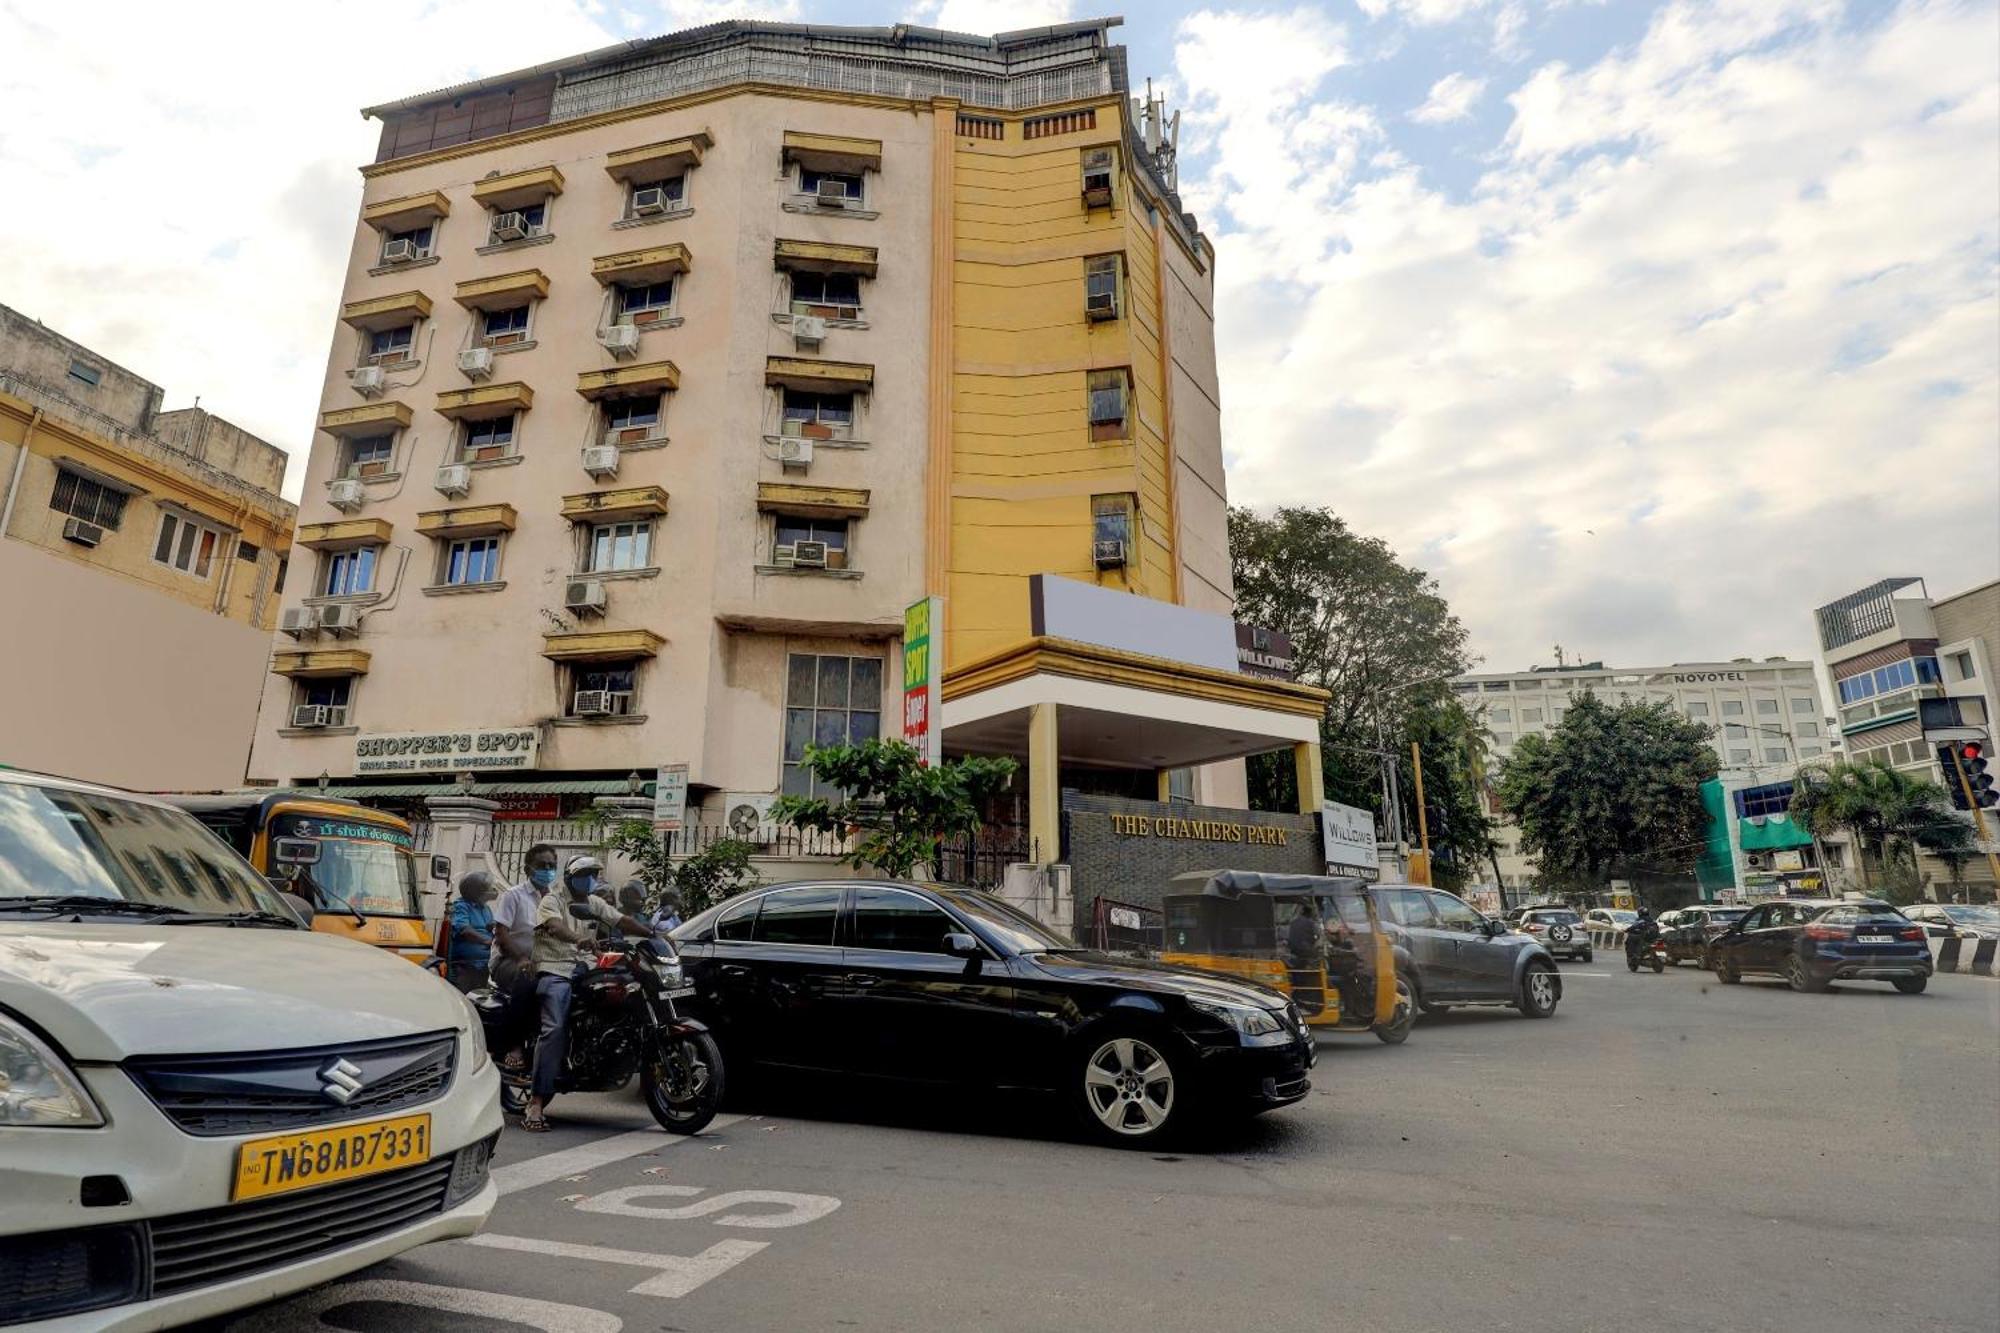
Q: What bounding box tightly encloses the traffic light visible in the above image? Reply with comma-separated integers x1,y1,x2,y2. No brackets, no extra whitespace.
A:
1940,741,1997,810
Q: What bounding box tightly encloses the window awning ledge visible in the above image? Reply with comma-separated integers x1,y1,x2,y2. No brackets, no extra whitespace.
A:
561,486,669,523
362,191,450,232
340,291,433,332
756,482,870,521
577,361,680,401
272,649,372,679
454,270,551,311
781,131,882,175
605,133,712,183
416,503,517,539
435,382,533,421
542,629,665,663
764,357,873,394
470,165,565,212
297,518,393,551
773,239,879,277
592,244,691,287
319,401,413,438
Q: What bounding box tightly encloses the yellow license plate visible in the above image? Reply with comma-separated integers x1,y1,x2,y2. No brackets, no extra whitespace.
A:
232,1113,433,1201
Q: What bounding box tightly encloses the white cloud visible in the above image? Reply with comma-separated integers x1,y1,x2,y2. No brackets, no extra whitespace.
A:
1357,0,1493,24
905,0,1074,34
1177,0,2000,669
1411,71,1489,122
0,0,799,498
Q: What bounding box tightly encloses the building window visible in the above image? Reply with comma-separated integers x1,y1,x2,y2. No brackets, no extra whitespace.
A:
1084,254,1121,320
780,389,854,441
1724,724,1747,739
440,536,501,587
782,653,883,796
481,306,531,346
799,167,863,205
1734,783,1795,818
1764,746,1788,762
568,660,638,718
487,200,547,244
1080,147,1114,205
1165,767,1195,804
617,280,676,325
627,175,686,218
153,512,222,578
366,325,414,364
1490,707,1512,723
790,271,863,320
1520,708,1543,724
585,521,653,573
1838,656,1943,705
50,470,128,529
773,516,848,570
1948,650,1975,681
343,433,395,479
1684,700,1711,717
292,677,353,727
1728,748,1752,763
461,415,516,463
236,540,260,563
1799,745,1822,757
1091,494,1134,567
381,224,433,263
601,395,663,446
1491,731,1513,745
1790,696,1815,714
1551,708,1566,723
1721,700,1745,717
1087,368,1130,441
321,546,378,596
1756,697,1779,715
67,359,102,387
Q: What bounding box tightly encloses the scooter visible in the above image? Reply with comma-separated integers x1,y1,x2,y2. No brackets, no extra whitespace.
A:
1624,923,1667,973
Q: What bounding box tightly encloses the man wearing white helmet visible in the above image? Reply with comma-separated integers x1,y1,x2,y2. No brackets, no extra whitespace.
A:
523,854,655,1131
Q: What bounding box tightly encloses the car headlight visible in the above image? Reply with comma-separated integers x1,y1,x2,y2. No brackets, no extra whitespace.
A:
458,994,492,1075
0,1012,104,1128
1187,997,1287,1043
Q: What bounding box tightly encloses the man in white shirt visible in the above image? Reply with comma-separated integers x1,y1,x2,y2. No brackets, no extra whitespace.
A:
489,843,558,1070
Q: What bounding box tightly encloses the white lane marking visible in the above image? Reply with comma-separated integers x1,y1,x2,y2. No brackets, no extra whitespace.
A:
1558,972,1614,978
463,1231,768,1298
491,1115,743,1196
576,1184,843,1228
226,1278,623,1331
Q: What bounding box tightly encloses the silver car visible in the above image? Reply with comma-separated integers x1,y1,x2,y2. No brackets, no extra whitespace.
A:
1517,906,1593,962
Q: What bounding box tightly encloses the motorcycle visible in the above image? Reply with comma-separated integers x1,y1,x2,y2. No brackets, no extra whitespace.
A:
1624,921,1667,974
471,935,723,1134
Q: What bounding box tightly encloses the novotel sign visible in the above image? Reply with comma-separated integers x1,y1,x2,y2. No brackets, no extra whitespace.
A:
1670,671,1748,684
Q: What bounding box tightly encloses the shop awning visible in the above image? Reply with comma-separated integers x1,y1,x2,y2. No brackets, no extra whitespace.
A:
1738,813,1816,851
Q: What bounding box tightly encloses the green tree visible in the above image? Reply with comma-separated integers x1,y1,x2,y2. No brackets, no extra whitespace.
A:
1495,692,1717,897
771,738,1019,879
1229,506,1487,869
585,817,762,917
1789,758,1973,900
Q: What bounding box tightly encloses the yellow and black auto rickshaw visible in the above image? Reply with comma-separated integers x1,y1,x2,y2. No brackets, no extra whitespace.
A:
165,792,445,962
1161,870,1415,1044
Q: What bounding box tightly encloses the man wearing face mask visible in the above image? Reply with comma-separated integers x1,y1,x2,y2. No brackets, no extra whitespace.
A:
490,843,558,1070
523,854,655,1132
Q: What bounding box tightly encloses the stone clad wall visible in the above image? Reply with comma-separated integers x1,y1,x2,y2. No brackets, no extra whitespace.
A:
1062,790,1322,912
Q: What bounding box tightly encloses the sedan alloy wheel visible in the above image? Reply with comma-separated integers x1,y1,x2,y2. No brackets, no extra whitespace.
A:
1082,1036,1177,1139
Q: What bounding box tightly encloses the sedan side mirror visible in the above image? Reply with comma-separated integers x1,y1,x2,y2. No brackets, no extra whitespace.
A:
943,932,983,959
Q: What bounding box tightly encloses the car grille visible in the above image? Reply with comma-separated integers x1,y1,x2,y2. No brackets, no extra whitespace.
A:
147,1156,454,1296
125,1032,457,1136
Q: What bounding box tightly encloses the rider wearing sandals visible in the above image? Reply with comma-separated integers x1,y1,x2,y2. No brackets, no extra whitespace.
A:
522,854,657,1132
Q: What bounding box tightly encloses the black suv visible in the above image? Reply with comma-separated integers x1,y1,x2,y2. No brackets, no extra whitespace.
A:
1710,898,1932,993
672,881,1315,1145
1364,886,1564,1020
1660,904,1747,967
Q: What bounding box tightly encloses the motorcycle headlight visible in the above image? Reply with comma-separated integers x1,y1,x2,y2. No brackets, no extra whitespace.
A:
0,1012,104,1128
1187,997,1288,1044
655,958,685,990
458,994,491,1075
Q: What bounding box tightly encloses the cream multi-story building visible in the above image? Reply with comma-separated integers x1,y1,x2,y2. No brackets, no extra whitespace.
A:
246,19,1328,870
1453,657,1832,890
0,304,296,789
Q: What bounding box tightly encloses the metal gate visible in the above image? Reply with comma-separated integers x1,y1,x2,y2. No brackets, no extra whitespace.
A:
1077,897,1163,954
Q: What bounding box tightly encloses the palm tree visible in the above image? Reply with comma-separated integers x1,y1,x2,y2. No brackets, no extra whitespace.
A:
1790,758,1966,896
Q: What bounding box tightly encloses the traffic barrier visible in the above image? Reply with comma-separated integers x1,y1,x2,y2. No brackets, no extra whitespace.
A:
1588,927,1625,951
1928,936,1999,977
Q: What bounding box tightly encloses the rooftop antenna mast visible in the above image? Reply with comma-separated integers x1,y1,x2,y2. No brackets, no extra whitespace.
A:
1133,78,1179,193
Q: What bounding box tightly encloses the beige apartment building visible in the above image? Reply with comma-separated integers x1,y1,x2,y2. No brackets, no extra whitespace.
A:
246,18,1326,877
0,304,296,790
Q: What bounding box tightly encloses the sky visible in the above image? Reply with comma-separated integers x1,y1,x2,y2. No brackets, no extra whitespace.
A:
1,0,1994,672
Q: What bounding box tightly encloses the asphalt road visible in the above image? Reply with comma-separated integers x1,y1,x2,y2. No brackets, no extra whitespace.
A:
221,964,2000,1333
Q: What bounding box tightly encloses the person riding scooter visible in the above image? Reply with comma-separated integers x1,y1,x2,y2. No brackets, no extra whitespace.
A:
1625,907,1659,969
523,854,657,1133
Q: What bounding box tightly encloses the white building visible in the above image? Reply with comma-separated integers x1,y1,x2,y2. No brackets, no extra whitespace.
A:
1453,657,1832,892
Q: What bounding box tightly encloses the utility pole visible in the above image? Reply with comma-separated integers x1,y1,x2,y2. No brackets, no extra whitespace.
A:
1409,740,1432,885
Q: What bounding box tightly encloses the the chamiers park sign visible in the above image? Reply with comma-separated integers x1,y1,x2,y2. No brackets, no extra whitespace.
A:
1110,812,1294,846
354,728,540,774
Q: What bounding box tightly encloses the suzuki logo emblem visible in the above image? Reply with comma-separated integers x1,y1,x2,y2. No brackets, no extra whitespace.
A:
319,1057,366,1105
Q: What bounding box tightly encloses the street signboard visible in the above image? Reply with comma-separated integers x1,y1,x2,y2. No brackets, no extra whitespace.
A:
353,727,539,774
1319,801,1378,873
902,597,943,765
652,763,688,831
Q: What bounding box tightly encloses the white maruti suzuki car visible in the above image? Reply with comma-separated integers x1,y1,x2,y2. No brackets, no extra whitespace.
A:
0,770,502,1330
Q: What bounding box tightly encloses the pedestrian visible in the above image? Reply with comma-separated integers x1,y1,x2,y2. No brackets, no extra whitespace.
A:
491,843,559,1069
523,854,656,1132
446,871,500,992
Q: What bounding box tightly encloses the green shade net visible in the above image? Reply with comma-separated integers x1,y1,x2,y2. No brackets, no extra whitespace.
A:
1738,812,1815,851
1695,778,1736,893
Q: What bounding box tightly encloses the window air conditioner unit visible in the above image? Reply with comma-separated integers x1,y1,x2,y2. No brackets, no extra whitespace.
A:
598,324,641,358
60,517,104,548
566,579,607,615
382,238,419,264
572,690,616,717
491,211,529,241
581,445,621,479
317,603,360,637
291,704,332,729
790,539,830,569
280,606,320,639
350,365,386,397
1085,289,1119,321
816,179,852,207
457,347,494,380
792,315,827,350
1093,538,1128,569
434,464,472,497
632,186,670,215
778,437,813,469
327,479,367,512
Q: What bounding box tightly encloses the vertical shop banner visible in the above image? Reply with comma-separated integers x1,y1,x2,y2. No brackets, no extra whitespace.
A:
902,597,943,765
652,763,689,831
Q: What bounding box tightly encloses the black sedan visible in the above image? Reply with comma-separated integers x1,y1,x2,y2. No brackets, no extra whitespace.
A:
1710,898,1933,993
1661,904,1748,966
672,880,1315,1145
